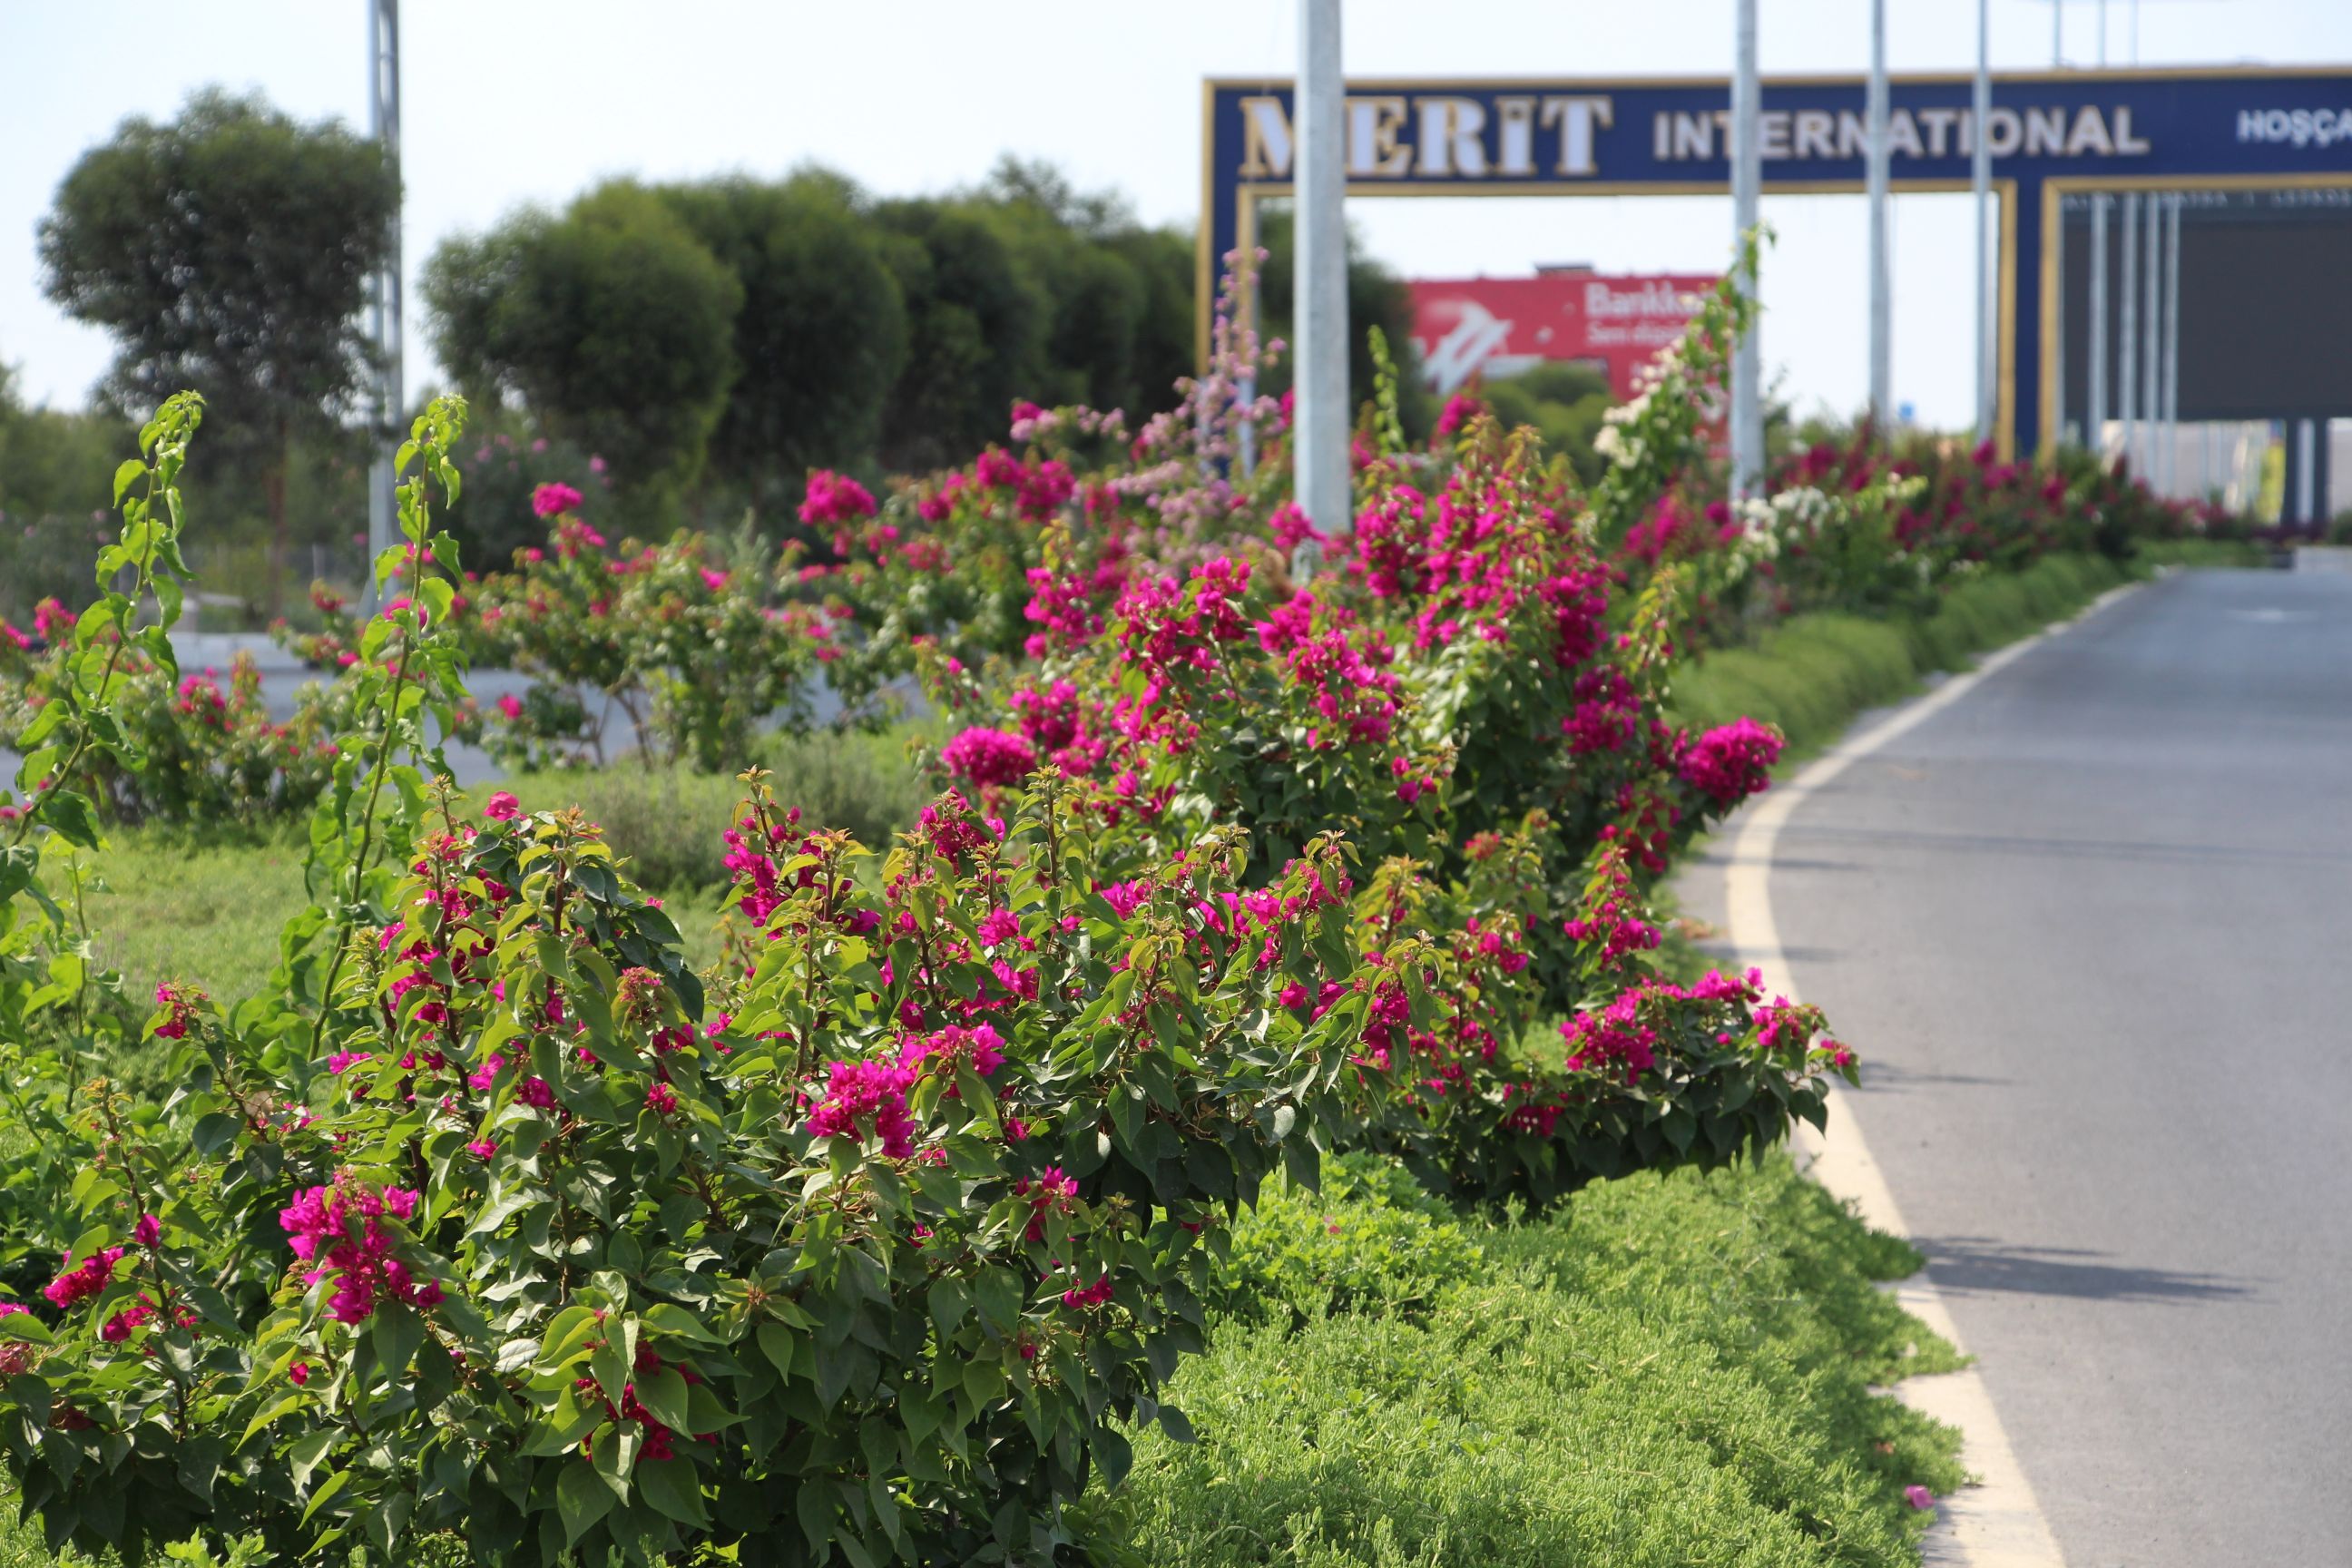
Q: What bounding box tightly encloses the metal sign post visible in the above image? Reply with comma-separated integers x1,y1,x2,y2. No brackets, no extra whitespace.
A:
1292,0,1348,561
1867,0,1891,431
365,0,402,609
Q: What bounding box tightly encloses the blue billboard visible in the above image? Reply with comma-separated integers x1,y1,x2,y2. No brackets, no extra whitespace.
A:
1200,68,2352,457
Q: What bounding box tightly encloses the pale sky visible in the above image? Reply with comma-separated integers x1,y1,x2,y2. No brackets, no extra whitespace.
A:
3,0,2344,431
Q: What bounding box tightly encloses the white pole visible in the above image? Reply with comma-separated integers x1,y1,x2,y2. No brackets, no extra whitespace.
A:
1867,0,1891,433
2161,192,2181,498
1973,0,1994,445
2118,193,2137,472
2097,0,2107,67
2052,0,2063,65
2141,182,2160,485
365,0,402,608
1292,0,1348,561
2088,196,2107,456
1730,0,1762,493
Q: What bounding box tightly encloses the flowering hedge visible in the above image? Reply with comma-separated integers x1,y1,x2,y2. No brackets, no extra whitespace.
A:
0,266,1869,1568
0,612,354,827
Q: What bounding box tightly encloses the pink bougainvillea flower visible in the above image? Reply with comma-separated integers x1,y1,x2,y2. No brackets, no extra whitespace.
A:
531,481,583,518
1905,1485,1936,1511
941,726,1037,789
484,790,522,822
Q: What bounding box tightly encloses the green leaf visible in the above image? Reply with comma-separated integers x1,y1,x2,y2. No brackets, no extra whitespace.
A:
520,1384,603,1457
535,1305,600,1368
757,1321,800,1382
557,1459,617,1546
634,1367,691,1433
40,789,103,851
971,1269,1021,1336
641,1303,723,1344
301,1467,354,1524
288,1428,337,1489
113,459,144,505
191,1112,240,1156
635,1457,710,1528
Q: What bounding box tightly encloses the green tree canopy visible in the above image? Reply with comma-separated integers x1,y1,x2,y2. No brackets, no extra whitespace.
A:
425,181,741,499
37,88,397,611
656,172,908,508
872,200,1042,473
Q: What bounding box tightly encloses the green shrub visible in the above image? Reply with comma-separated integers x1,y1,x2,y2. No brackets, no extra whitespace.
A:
1208,1152,1483,1328
1101,1157,1964,1568
505,732,927,893
1674,551,2137,756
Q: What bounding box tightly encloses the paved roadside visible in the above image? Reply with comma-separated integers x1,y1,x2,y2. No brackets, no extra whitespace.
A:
1679,566,2352,1566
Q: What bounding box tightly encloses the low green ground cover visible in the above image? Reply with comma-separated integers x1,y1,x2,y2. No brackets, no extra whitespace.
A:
1670,544,2261,757
1087,1152,1965,1567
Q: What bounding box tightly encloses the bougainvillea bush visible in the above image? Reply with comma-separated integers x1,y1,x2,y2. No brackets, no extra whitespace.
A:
0,612,353,827
0,284,1857,1563
456,485,878,774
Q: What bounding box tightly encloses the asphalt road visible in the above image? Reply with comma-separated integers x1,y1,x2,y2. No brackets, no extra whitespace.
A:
1679,565,2352,1567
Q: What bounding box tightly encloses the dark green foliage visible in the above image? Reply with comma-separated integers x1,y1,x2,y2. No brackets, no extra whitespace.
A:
434,409,610,572
512,731,928,894
0,365,132,621
1098,1155,1966,1568
36,89,397,615
972,159,1195,417
657,174,910,508
1482,362,1616,485
872,199,1043,473
425,181,742,498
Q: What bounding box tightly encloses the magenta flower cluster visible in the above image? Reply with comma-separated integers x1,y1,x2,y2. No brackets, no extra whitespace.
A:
530,481,583,519
805,1059,918,1158
279,1181,442,1326
1679,718,1784,808
941,726,1038,789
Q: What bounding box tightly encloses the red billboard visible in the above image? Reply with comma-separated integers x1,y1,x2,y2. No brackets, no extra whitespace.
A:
1407,268,1719,402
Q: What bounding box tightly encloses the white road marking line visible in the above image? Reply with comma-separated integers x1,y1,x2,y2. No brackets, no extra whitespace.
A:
1722,579,2143,1568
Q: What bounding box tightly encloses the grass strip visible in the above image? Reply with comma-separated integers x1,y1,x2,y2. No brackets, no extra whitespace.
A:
1088,1152,1966,1567
1670,544,2264,759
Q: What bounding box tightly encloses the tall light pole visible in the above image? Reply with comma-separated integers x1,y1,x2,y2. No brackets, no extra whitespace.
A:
1973,0,1995,445
2052,0,2063,65
2088,194,2108,456
1867,0,1891,433
1292,0,1348,564
2161,191,2181,496
366,0,402,607
1730,0,1762,493
2141,179,2160,484
2119,192,2137,471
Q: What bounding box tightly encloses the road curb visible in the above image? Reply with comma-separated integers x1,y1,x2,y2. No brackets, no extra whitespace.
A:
1721,579,2144,1568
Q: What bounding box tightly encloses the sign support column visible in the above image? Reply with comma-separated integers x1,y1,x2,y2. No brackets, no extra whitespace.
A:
1973,0,1995,444
1292,0,1349,565
2088,195,2108,456
365,0,401,610
1867,0,1890,433
1730,0,1762,494
2119,193,2137,473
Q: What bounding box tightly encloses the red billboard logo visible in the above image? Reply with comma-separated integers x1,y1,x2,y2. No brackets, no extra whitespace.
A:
1409,268,1719,401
